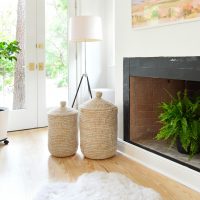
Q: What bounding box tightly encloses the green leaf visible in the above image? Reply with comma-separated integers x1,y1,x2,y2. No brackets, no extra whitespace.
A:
0,40,21,63
156,89,200,158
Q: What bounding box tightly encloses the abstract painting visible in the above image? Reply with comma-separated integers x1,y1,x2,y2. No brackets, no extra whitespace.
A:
132,0,200,28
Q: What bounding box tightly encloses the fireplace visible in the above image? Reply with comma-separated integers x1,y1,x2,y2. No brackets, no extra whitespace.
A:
123,57,200,172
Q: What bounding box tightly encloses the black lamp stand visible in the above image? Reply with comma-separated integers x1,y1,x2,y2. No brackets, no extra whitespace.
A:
71,42,92,108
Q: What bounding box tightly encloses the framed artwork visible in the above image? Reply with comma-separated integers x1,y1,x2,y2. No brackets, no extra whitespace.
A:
132,0,200,28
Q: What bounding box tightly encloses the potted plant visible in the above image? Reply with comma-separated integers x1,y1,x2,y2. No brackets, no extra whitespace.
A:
0,40,20,145
156,89,200,158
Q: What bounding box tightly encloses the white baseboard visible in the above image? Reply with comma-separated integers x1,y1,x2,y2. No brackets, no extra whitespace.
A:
117,138,200,193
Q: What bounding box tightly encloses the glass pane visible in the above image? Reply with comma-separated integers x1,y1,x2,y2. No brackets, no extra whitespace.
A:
0,0,26,110
45,0,68,108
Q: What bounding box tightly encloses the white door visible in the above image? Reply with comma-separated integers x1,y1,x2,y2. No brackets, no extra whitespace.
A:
0,0,69,131
0,0,37,131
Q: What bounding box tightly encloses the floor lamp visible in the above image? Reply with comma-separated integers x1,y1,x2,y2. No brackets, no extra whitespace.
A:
69,16,103,108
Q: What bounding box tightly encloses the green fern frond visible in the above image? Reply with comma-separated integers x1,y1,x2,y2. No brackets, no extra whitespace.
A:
155,89,200,158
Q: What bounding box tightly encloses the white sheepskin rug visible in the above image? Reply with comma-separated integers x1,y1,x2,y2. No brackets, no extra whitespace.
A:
34,171,162,200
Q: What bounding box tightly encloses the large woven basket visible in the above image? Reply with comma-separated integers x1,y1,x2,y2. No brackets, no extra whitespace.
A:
48,101,78,157
79,92,118,159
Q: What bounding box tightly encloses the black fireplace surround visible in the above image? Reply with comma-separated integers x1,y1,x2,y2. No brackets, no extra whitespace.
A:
123,56,200,172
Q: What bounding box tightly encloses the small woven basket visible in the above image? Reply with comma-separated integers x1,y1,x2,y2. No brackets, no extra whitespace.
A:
48,101,78,157
79,92,118,159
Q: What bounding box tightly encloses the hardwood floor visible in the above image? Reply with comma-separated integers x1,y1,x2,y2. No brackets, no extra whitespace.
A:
0,128,199,200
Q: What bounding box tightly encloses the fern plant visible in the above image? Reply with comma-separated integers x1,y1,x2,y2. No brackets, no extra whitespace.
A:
156,90,200,158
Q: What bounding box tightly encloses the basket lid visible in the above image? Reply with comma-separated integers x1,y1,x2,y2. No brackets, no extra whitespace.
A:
80,92,117,111
48,101,78,116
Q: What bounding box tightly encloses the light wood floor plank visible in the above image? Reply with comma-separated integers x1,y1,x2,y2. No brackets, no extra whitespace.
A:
0,128,199,200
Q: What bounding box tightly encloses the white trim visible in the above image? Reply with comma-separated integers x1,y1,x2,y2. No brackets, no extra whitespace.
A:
68,0,80,107
117,138,200,193
36,0,47,127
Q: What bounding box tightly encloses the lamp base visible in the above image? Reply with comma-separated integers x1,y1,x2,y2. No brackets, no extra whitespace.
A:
72,73,92,108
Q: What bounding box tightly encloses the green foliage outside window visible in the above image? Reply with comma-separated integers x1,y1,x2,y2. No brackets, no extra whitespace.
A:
46,0,68,87
0,40,20,91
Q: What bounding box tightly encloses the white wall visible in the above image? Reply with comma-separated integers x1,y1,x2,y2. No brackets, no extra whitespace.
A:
115,0,200,139
104,0,115,89
80,0,115,90
69,0,115,106
80,0,106,90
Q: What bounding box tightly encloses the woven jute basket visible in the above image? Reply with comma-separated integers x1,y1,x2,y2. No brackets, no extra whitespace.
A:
48,101,78,157
79,92,118,159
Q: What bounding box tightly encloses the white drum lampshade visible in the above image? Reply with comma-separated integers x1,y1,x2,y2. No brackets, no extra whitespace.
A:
69,16,103,42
